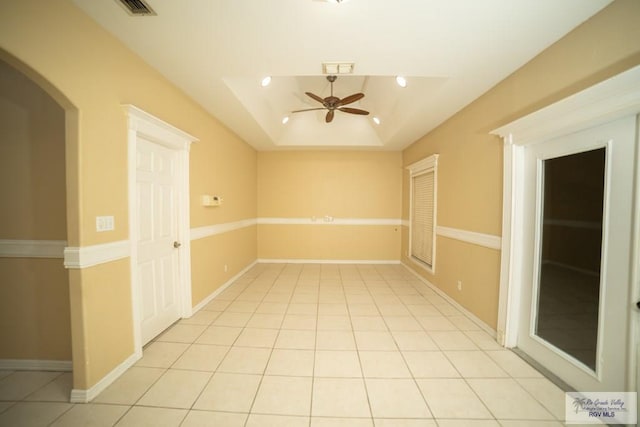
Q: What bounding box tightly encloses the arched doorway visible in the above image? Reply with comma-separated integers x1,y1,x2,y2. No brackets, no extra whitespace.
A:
0,52,79,401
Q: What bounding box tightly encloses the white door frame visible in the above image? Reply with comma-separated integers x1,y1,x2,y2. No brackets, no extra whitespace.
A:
124,105,197,356
491,65,640,390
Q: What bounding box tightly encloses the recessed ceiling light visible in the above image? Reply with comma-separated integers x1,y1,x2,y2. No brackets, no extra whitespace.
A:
261,76,272,87
325,0,350,3
282,116,289,124
395,76,407,88
373,116,381,125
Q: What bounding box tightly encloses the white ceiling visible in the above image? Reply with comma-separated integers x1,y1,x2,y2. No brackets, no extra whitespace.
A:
72,0,612,151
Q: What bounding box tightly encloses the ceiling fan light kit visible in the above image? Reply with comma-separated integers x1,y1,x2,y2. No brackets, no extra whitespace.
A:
292,75,370,123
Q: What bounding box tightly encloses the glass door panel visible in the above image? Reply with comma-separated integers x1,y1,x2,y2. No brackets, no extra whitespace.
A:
535,148,605,371
517,116,635,392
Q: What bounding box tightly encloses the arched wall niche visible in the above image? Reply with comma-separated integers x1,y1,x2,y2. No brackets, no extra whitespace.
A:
0,48,84,391
0,47,80,246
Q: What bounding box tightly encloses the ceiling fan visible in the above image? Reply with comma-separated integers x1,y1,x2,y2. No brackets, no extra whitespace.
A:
292,75,370,123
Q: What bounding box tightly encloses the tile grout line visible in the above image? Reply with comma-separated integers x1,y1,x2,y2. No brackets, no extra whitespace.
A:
308,264,321,426
399,262,559,423
167,270,257,424
242,268,279,427
183,274,254,417
243,264,304,425
377,265,440,422
351,265,382,424
3,370,77,427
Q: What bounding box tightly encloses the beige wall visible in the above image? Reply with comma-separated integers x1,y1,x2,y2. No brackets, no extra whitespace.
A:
0,60,71,361
191,225,257,307
189,117,257,307
0,259,71,361
402,0,640,328
258,224,400,261
0,61,67,240
71,260,133,388
257,151,402,261
0,0,257,389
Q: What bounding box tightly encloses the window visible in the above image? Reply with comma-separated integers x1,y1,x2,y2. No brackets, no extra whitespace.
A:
408,154,438,272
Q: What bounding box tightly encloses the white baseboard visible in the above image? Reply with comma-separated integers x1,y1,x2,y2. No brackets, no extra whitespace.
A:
0,359,72,371
69,351,140,403
257,259,401,265
191,260,258,314
402,262,497,338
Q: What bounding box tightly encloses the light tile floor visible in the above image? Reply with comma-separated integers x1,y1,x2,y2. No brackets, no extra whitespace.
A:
0,263,569,426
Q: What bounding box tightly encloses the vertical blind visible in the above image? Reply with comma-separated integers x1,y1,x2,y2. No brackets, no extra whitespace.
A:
411,170,435,266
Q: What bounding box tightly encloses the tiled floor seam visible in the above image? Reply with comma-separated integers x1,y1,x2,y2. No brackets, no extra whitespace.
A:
244,267,303,426
382,270,449,422
170,273,261,423
308,269,321,426
348,268,390,424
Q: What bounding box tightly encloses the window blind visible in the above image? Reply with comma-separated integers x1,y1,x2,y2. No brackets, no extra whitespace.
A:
411,170,434,266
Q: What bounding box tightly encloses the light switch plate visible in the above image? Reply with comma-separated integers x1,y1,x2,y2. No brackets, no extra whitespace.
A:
96,216,115,232
202,195,222,206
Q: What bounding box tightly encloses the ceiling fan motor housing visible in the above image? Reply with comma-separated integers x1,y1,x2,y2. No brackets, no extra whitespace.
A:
292,75,370,123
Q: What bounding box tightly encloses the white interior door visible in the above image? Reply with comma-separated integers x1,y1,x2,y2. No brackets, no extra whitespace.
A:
517,116,637,391
136,137,182,345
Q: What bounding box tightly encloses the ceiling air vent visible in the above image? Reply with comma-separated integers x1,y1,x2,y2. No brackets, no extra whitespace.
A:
116,0,157,16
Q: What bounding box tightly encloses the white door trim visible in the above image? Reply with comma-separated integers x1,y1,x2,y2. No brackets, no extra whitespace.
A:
124,105,197,356
491,66,640,390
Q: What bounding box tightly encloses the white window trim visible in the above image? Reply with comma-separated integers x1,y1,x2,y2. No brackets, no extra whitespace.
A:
407,154,439,274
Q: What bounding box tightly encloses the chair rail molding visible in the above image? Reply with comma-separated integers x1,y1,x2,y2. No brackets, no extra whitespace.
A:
63,240,129,269
0,239,66,258
436,226,501,250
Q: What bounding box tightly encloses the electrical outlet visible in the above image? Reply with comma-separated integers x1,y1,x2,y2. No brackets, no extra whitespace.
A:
457,280,462,291
96,216,114,232
224,264,228,273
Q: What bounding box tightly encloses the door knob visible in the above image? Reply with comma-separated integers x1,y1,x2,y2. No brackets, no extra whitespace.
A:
173,241,181,249
637,301,640,309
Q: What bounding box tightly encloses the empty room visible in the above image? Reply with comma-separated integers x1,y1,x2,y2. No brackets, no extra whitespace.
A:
1,0,639,425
